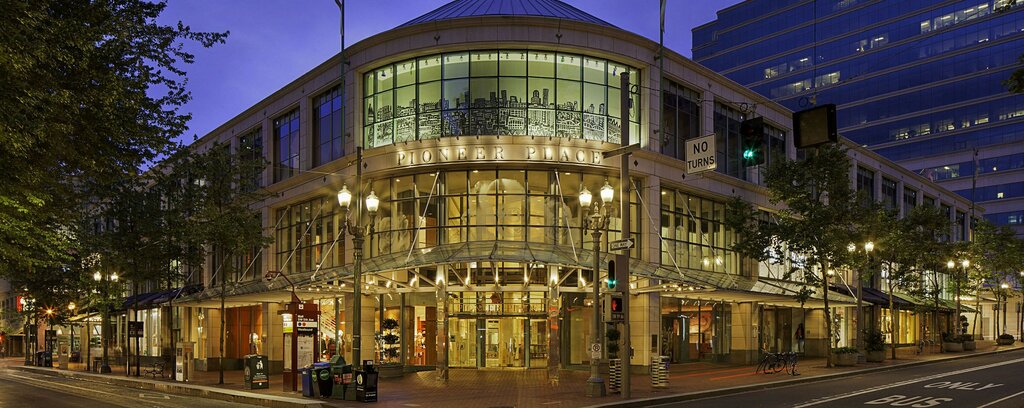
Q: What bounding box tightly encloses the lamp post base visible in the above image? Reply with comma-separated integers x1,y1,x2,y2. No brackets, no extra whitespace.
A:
586,377,606,397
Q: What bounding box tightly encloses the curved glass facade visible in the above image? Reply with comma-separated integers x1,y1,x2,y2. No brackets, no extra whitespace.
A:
363,50,640,148
365,169,640,259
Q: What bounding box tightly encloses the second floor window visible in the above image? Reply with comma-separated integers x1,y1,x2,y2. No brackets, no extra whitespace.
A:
314,86,343,166
274,109,300,182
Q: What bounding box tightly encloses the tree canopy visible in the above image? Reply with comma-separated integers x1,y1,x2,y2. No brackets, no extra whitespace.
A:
0,0,227,280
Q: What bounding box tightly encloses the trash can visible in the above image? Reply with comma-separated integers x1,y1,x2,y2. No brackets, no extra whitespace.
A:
329,355,354,400
355,360,378,402
243,355,269,389
300,366,315,397
313,362,333,398
36,351,52,367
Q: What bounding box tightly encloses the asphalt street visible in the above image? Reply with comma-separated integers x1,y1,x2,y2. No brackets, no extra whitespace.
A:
0,365,257,408
654,349,1024,408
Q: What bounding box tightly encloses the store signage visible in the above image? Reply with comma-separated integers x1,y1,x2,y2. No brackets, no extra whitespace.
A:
396,145,605,166
685,134,717,174
128,321,144,338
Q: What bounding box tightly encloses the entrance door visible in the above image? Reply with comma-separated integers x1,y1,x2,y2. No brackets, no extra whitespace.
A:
662,316,689,363
484,317,526,368
449,318,478,368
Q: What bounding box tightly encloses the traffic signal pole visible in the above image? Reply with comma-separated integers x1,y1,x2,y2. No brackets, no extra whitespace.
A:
619,71,632,400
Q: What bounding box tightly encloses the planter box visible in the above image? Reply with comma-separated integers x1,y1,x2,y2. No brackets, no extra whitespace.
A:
997,338,1014,346
865,350,885,362
378,364,404,378
963,341,976,351
834,353,857,367
943,342,963,352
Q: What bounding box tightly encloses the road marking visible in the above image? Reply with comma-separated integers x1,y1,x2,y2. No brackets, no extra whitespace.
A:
139,392,171,399
976,390,1024,408
4,372,174,407
792,357,1024,408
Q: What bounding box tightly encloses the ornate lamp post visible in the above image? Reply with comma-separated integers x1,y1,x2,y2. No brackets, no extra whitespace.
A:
581,181,613,398
947,259,969,335
337,185,379,365
847,241,873,351
93,271,118,373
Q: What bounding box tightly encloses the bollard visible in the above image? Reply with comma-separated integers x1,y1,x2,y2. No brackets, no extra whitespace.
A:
651,356,668,388
608,358,622,394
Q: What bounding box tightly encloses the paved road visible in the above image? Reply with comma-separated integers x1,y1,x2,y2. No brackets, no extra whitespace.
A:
655,349,1024,408
0,365,257,408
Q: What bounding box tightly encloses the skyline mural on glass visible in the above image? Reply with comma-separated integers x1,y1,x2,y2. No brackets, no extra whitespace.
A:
364,50,640,148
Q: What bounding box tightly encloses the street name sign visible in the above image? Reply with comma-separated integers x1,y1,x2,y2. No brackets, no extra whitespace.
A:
609,238,634,251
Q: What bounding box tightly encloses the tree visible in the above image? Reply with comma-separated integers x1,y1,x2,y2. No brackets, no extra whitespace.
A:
726,143,867,367
866,206,950,359
0,0,227,283
963,221,1022,338
186,142,272,384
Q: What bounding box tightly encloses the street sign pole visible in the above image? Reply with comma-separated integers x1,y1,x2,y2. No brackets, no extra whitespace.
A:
618,71,632,400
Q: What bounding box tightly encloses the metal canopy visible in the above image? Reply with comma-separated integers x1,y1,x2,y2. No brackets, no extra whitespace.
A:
400,0,616,28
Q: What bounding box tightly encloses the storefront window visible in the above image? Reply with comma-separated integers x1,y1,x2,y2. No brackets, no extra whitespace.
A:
364,50,640,147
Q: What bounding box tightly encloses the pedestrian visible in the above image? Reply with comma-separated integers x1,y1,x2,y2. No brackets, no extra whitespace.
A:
795,323,805,354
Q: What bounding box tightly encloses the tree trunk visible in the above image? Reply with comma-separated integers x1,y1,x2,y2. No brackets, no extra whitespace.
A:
889,281,897,360
219,268,225,385
822,260,832,368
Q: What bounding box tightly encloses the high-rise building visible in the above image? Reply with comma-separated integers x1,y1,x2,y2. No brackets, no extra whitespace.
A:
694,0,1024,236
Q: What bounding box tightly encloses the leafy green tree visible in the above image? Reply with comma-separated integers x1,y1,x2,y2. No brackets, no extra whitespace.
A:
186,142,272,384
726,143,867,366
963,221,1022,337
866,206,950,358
0,0,227,283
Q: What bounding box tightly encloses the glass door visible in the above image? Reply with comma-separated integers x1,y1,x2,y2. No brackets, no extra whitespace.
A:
529,319,547,368
449,317,478,367
484,317,526,368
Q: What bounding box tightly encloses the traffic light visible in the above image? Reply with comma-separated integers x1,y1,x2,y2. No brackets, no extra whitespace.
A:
740,117,765,166
605,294,624,322
607,258,617,290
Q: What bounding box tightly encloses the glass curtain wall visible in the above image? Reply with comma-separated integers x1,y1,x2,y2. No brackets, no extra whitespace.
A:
367,170,640,259
659,188,740,275
364,50,640,148
275,197,345,275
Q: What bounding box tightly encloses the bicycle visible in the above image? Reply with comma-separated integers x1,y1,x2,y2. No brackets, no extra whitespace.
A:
755,352,799,376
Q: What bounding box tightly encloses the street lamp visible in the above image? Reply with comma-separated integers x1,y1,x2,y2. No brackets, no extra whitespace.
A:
337,185,379,366
93,271,118,373
948,259,969,336
68,302,76,363
580,180,613,398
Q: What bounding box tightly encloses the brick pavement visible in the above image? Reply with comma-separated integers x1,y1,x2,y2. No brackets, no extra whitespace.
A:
4,340,1021,408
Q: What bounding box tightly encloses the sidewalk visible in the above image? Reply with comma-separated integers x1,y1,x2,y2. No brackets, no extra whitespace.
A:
5,341,1022,408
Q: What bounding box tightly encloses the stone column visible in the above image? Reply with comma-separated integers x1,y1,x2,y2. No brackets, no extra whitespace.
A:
547,268,561,385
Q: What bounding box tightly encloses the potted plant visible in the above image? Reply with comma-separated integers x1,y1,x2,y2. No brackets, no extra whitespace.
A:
832,346,858,366
997,333,1015,346
961,334,976,351
942,332,963,352
378,318,403,377
863,330,886,362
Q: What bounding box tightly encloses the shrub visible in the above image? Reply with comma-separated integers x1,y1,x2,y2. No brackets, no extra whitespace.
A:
961,334,974,342
863,330,885,352
833,346,859,354
941,332,960,343
998,333,1014,341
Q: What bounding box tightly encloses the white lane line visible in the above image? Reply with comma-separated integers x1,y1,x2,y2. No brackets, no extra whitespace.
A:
977,390,1024,408
792,357,1024,408
5,372,174,407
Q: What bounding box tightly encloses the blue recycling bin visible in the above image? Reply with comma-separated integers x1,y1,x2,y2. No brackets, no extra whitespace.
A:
300,366,315,397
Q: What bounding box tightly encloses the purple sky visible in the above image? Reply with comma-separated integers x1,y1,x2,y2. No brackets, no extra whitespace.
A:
158,0,736,144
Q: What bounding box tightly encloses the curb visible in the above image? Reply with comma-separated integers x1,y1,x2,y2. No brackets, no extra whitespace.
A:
586,347,1024,408
12,365,324,408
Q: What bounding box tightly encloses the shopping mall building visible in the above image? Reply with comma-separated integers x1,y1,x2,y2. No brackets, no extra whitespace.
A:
83,0,978,379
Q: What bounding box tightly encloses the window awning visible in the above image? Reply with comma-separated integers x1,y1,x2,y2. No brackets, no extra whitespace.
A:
830,286,912,308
